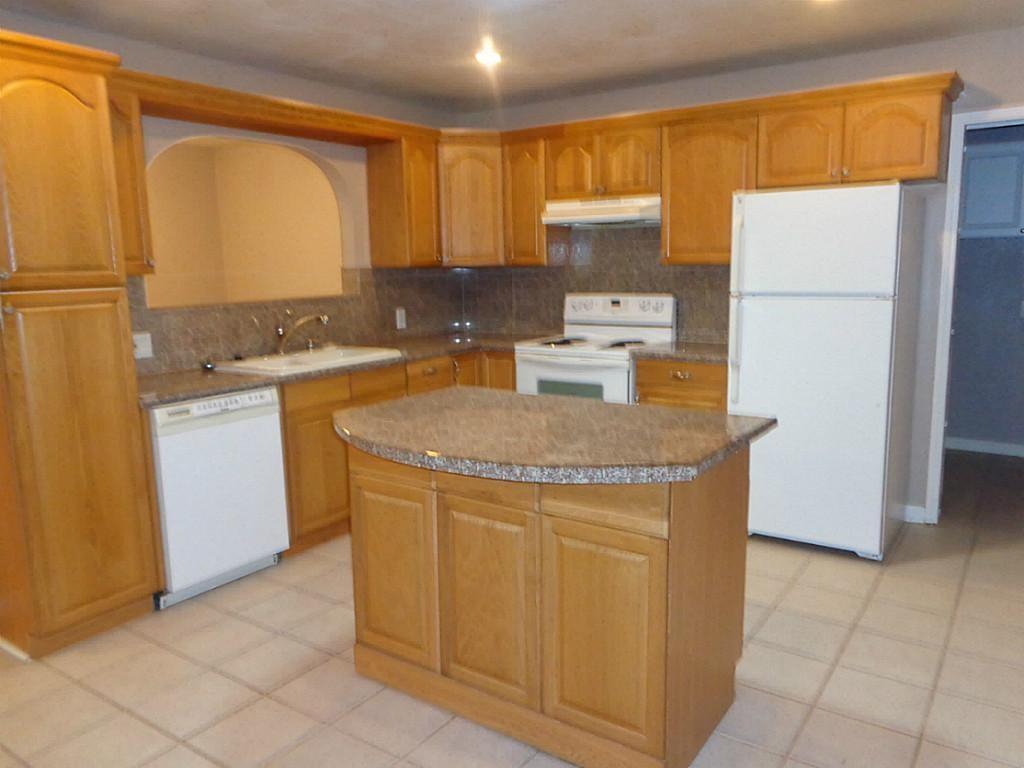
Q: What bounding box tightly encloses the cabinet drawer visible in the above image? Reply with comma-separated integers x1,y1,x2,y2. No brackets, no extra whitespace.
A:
407,355,455,395
635,360,727,410
351,363,407,402
282,373,351,413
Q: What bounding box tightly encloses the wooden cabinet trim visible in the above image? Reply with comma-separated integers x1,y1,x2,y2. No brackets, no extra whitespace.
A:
635,360,727,411
109,86,156,276
540,484,669,538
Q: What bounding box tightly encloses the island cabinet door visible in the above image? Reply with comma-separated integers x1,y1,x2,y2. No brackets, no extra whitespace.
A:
438,494,541,709
350,474,439,670
541,516,667,757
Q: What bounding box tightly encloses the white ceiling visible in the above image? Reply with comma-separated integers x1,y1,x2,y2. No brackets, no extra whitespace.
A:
6,0,1024,112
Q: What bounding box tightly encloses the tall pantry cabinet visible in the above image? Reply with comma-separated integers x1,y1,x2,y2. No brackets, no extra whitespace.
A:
0,31,160,657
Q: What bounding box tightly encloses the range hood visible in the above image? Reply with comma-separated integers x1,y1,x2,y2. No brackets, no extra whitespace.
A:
541,195,661,227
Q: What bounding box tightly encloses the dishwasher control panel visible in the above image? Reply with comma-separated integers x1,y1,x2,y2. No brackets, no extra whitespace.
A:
154,387,278,427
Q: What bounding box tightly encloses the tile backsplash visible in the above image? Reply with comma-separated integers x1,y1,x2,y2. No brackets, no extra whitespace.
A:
462,227,730,340
130,227,729,375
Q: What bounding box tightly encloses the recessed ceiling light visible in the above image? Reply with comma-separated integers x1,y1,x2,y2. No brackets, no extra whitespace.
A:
475,37,502,68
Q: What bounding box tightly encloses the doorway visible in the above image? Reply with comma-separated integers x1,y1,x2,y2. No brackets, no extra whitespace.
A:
927,107,1024,521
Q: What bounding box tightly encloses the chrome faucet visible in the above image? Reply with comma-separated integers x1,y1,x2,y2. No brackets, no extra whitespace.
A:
276,314,329,354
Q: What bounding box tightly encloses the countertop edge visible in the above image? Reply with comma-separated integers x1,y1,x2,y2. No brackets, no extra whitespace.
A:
335,417,775,485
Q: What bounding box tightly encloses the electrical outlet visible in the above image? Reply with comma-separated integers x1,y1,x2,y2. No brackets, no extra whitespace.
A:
395,307,407,330
132,332,154,360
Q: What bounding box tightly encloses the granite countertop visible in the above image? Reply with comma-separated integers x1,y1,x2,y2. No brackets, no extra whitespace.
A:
631,340,728,364
334,387,774,484
137,333,545,407
137,333,727,408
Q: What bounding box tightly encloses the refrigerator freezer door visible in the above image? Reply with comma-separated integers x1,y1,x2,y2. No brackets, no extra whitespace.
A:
728,296,894,557
733,184,902,297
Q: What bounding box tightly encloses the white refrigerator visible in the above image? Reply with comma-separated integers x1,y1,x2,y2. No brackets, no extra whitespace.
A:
728,182,933,559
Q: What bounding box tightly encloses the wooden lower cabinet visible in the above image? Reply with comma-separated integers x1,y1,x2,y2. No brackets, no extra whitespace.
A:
635,360,727,410
407,355,455,394
349,449,751,768
0,288,159,654
483,351,517,390
283,364,407,553
350,461,439,670
542,516,667,757
438,491,541,709
452,352,482,385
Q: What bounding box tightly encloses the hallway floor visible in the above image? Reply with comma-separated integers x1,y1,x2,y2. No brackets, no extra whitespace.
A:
0,452,1021,768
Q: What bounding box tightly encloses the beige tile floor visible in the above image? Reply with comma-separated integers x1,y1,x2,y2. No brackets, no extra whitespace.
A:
0,452,1021,768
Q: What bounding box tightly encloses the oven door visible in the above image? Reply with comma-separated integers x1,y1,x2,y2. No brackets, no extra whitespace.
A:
514,353,632,404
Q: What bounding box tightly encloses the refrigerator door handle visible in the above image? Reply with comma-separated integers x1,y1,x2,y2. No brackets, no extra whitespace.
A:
730,195,744,295
729,297,742,405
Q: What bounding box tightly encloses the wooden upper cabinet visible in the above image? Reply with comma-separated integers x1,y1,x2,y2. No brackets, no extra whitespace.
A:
439,138,504,266
0,288,158,636
0,42,125,290
368,136,440,267
108,86,155,276
350,469,439,670
438,493,541,709
545,133,597,199
662,117,757,265
503,139,547,266
542,516,667,756
757,105,845,188
599,126,660,196
843,91,947,182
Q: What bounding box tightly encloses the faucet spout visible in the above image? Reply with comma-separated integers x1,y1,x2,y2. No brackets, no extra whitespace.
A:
277,314,329,355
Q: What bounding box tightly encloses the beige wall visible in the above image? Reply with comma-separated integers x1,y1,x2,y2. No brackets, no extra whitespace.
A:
458,24,1024,129
145,138,345,308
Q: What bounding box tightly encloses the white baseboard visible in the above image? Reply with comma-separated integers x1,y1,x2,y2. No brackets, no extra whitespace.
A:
901,504,935,525
945,437,1024,458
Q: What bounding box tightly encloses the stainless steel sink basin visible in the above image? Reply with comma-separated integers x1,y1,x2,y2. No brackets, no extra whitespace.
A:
216,345,403,377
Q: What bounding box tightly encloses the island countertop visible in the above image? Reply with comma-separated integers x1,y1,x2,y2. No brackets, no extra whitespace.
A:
333,387,774,484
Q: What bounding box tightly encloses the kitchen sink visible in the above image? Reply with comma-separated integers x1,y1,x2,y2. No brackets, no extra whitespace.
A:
216,345,403,377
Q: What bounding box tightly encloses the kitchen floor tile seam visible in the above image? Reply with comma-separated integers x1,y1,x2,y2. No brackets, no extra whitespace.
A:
745,553,815,641
949,607,1024,640
704,731,791,761
285,579,355,607
917,741,1020,768
208,587,340,637
934,652,1024,714
7,692,134,763
327,688,456,756
910,512,983,768
780,552,886,765
0,743,26,767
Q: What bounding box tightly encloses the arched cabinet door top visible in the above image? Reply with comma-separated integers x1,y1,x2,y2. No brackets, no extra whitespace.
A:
0,57,123,290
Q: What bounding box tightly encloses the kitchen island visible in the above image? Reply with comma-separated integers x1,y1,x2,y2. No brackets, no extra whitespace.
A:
334,388,774,768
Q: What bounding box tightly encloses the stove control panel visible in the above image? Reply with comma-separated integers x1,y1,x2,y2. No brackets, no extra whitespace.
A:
564,293,676,327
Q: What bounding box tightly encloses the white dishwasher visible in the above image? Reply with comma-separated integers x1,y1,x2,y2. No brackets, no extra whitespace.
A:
151,387,290,608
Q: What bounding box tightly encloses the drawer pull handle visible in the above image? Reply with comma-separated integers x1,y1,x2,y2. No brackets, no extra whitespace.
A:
672,370,693,381
423,366,437,376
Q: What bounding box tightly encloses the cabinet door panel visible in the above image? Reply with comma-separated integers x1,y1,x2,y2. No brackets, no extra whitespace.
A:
351,474,438,669
439,495,540,708
545,135,596,199
484,351,516,390
635,360,728,410
453,352,483,386
285,407,350,542
503,140,546,266
1,289,157,633
599,126,660,195
843,92,945,182
109,87,155,276
663,117,756,265
405,138,440,266
757,105,844,188
542,516,667,756
440,142,504,266
0,60,123,289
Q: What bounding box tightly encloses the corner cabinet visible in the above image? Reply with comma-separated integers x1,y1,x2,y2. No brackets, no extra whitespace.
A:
0,35,125,290
662,117,757,265
438,136,505,267
0,289,159,653
503,139,547,266
368,136,441,267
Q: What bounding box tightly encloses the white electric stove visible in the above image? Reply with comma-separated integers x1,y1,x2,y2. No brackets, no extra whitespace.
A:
514,293,677,404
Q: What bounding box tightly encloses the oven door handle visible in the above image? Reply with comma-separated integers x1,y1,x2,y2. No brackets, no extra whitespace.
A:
514,354,628,369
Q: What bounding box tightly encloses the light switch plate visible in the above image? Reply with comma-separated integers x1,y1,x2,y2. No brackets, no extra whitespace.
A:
395,307,407,330
133,332,154,360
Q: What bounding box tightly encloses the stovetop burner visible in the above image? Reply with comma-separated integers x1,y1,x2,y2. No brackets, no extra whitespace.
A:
606,340,646,348
544,337,585,347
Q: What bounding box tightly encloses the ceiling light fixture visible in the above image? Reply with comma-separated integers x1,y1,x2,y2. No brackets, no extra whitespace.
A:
475,37,502,67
